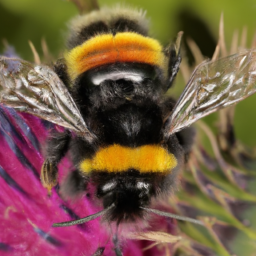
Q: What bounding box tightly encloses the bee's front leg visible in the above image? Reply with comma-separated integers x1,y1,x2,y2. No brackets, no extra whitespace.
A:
41,159,58,193
41,130,71,193
165,32,183,89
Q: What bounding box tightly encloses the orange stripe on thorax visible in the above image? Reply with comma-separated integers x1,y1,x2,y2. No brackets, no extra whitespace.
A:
65,32,167,80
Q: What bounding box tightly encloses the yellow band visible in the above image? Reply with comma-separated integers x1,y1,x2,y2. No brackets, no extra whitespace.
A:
79,144,177,173
65,32,167,81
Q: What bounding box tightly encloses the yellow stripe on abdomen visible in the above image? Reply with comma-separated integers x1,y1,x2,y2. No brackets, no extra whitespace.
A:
65,32,167,81
79,144,177,174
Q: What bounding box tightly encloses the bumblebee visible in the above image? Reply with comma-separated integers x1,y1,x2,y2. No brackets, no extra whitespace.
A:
0,6,256,229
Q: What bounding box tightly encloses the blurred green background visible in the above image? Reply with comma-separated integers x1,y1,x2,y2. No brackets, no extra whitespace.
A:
0,0,256,146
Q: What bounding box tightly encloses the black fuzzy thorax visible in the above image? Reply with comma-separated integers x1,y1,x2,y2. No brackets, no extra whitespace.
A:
96,101,163,147
71,62,167,113
68,96,165,163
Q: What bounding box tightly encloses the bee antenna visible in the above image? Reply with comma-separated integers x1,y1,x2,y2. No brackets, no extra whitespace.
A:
53,203,115,227
141,207,204,226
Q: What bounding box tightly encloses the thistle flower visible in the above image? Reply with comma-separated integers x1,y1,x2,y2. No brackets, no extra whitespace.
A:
0,101,176,256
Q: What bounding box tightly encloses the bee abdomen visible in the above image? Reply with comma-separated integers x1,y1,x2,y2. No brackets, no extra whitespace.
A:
67,6,149,49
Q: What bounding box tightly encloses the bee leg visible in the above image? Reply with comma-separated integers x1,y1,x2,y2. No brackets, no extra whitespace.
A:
113,234,123,256
41,130,71,193
166,32,183,89
92,247,105,256
53,59,71,90
41,159,58,194
176,126,196,162
162,97,196,161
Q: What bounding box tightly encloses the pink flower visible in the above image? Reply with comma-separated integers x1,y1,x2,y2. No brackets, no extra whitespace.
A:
0,107,175,256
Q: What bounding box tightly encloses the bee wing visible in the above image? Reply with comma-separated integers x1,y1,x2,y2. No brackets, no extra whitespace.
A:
164,49,256,136
0,57,95,141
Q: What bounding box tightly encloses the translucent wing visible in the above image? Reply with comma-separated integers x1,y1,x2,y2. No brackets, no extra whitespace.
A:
165,49,256,136
0,57,95,141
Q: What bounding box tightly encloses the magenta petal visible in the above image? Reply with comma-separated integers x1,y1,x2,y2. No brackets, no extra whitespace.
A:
0,106,155,256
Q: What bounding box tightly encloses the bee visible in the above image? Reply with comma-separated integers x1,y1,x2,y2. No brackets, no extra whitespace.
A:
1,5,256,235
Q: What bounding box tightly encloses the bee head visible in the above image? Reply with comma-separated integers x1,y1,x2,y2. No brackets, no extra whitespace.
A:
97,170,155,222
